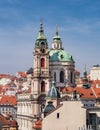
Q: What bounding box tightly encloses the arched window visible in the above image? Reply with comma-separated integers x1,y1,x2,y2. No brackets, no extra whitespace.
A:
41,81,45,92
54,72,56,82
57,44,59,48
60,71,64,83
41,58,45,67
53,44,56,49
41,42,45,45
70,72,73,83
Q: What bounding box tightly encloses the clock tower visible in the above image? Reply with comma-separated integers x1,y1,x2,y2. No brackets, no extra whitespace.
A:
32,21,50,98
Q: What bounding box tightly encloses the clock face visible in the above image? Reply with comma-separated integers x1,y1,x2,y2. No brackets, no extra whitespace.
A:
40,48,45,53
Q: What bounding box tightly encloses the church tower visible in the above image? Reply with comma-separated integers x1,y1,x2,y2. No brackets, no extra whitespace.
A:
32,20,50,97
31,21,51,117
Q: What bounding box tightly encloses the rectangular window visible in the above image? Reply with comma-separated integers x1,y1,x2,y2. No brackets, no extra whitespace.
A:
57,113,59,119
89,113,97,130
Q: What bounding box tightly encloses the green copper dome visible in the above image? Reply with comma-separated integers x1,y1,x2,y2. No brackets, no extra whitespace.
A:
49,49,74,62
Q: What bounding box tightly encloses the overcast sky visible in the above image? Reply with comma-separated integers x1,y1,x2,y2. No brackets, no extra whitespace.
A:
0,0,100,75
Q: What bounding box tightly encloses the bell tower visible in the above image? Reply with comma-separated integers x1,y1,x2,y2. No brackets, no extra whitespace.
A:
32,20,50,97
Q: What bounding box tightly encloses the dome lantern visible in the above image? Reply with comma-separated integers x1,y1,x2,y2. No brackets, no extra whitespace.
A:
52,25,62,50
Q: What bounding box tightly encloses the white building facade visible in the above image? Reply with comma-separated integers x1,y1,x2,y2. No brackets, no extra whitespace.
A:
42,101,87,130
90,65,100,80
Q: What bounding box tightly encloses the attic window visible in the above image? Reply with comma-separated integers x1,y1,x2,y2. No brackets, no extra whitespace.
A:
60,55,64,59
80,93,84,97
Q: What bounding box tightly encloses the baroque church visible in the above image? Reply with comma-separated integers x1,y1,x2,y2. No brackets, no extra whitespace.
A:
17,21,75,130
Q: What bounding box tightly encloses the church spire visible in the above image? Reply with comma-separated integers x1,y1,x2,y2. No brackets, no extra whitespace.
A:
53,24,60,39
37,19,45,40
83,64,89,89
83,64,87,80
51,25,62,50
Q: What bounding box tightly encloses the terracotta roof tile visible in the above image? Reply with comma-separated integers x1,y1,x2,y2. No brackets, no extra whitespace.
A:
0,114,10,125
0,114,18,128
0,74,11,79
74,87,96,99
33,120,42,129
61,86,74,93
0,95,16,105
17,72,26,78
62,85,96,99
9,119,18,127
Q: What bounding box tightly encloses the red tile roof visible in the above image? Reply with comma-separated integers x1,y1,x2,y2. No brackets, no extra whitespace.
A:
17,72,26,78
0,114,18,128
0,95,17,105
62,86,74,93
0,74,11,79
33,120,42,129
62,80,100,99
9,119,18,127
75,87,96,99
0,113,10,125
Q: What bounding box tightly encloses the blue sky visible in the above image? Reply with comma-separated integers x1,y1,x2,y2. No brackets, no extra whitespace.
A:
0,0,100,75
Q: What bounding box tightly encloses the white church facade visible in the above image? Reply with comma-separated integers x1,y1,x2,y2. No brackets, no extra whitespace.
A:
17,21,75,130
